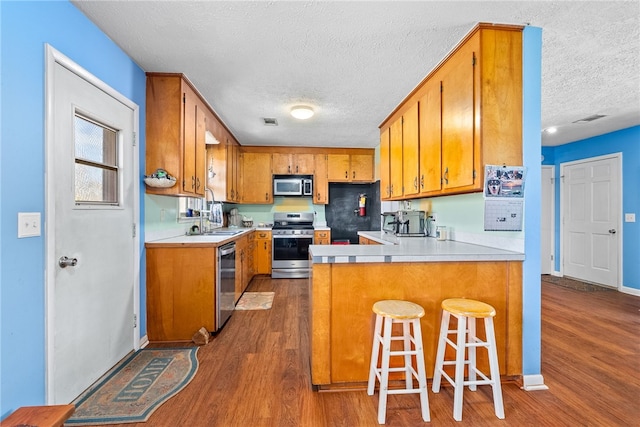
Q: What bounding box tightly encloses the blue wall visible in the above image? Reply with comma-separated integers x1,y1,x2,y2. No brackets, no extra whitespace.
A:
542,126,640,291
0,1,146,417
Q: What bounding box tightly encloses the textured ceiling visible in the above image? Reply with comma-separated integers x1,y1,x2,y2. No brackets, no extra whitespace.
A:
71,1,640,148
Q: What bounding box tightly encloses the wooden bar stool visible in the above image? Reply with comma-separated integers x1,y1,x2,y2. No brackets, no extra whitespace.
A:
367,300,430,424
432,298,504,421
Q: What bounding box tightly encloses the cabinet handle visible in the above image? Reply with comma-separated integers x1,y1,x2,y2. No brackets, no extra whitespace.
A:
414,177,418,189
420,174,424,190
288,165,291,173
296,165,299,173
443,167,449,185
196,177,201,190
345,171,348,179
192,176,196,190
265,192,269,201
353,171,356,179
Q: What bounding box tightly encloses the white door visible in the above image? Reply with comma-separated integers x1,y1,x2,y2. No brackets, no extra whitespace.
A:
45,47,139,404
561,155,621,287
541,166,555,275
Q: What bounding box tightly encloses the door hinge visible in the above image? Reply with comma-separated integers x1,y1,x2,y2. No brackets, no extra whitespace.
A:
132,131,137,147
132,223,137,238
134,314,138,328
472,54,477,66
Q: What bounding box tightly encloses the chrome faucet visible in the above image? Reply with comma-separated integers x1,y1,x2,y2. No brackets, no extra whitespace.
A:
199,187,216,233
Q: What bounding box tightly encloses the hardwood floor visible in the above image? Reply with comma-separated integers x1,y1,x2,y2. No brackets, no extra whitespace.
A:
103,276,639,426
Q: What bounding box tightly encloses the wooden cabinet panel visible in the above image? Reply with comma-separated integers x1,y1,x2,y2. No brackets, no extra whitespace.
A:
327,153,374,183
389,118,403,198
418,77,442,195
273,153,314,175
145,74,206,197
441,33,476,191
242,152,272,203
313,154,328,204
146,247,216,341
327,154,350,182
314,230,331,245
255,230,272,274
402,103,420,197
226,142,240,202
379,128,391,199
350,154,374,182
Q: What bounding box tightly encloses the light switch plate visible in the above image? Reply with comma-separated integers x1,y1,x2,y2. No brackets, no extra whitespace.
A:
18,212,41,238
625,213,636,223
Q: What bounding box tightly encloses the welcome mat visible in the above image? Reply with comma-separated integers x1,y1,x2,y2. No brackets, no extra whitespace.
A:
66,347,199,425
542,275,614,292
235,292,275,310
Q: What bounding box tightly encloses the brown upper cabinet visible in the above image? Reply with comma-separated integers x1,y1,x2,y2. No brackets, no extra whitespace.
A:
241,151,273,204
327,153,374,183
272,153,315,175
313,153,328,204
145,73,207,197
379,23,524,200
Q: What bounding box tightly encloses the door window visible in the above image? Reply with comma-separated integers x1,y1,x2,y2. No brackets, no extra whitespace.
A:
74,114,119,205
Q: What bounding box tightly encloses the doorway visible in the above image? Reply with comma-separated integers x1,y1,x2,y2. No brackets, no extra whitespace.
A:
560,154,621,288
541,166,555,275
45,45,140,404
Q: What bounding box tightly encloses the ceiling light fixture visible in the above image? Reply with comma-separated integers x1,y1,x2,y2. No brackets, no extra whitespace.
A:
290,106,314,120
544,127,558,134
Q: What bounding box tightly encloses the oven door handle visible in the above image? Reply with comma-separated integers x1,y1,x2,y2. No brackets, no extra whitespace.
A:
272,234,313,239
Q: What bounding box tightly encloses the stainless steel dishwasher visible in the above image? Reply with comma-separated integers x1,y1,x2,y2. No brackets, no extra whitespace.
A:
217,242,236,330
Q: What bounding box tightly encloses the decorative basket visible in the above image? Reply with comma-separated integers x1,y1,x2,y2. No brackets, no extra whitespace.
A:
144,176,177,188
144,168,177,188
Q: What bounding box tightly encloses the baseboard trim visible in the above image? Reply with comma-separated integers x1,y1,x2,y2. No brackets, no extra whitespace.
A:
522,374,549,391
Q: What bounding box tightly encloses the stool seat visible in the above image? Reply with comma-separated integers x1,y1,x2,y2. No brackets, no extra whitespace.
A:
441,298,496,318
373,300,425,319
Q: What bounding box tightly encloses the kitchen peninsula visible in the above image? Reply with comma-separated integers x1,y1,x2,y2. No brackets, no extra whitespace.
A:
308,233,524,389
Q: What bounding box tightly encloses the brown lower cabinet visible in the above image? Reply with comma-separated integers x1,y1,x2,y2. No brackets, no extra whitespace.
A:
146,246,216,341
310,260,522,388
146,232,256,342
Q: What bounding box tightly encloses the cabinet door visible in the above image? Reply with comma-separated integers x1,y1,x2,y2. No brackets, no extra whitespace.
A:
419,77,442,195
226,142,240,202
242,152,273,203
390,118,403,198
272,153,292,174
182,86,198,194
313,154,328,204
327,154,350,182
255,231,272,274
441,35,476,190
314,230,331,245
402,103,419,196
379,128,391,200
294,153,315,174
350,154,373,182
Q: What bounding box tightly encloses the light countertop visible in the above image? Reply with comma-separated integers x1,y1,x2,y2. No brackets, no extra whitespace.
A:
145,227,255,247
309,230,525,264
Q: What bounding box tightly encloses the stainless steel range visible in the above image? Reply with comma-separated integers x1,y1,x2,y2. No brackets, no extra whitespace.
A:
271,212,314,279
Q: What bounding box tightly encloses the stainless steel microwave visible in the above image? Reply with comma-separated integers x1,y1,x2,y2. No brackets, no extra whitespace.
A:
273,175,313,196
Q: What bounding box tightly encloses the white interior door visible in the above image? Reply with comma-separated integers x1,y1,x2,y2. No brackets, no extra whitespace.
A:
46,47,139,404
541,166,554,275
561,155,621,287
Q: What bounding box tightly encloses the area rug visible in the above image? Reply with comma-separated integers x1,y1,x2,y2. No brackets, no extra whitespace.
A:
541,275,614,292
235,292,275,310
66,347,199,425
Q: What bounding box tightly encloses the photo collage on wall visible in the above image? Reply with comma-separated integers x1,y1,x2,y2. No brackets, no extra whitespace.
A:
483,165,526,231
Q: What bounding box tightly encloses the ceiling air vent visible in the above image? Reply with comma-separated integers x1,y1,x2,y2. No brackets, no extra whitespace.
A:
572,114,607,124
263,118,278,126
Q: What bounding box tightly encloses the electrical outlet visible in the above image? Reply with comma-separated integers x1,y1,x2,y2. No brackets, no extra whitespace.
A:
625,213,636,222
430,213,437,223
18,212,41,238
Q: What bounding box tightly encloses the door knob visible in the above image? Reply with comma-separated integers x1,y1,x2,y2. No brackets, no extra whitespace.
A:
59,256,78,268
608,229,616,234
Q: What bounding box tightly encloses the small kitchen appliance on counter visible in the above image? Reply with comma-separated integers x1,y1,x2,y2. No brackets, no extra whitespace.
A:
382,210,426,236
